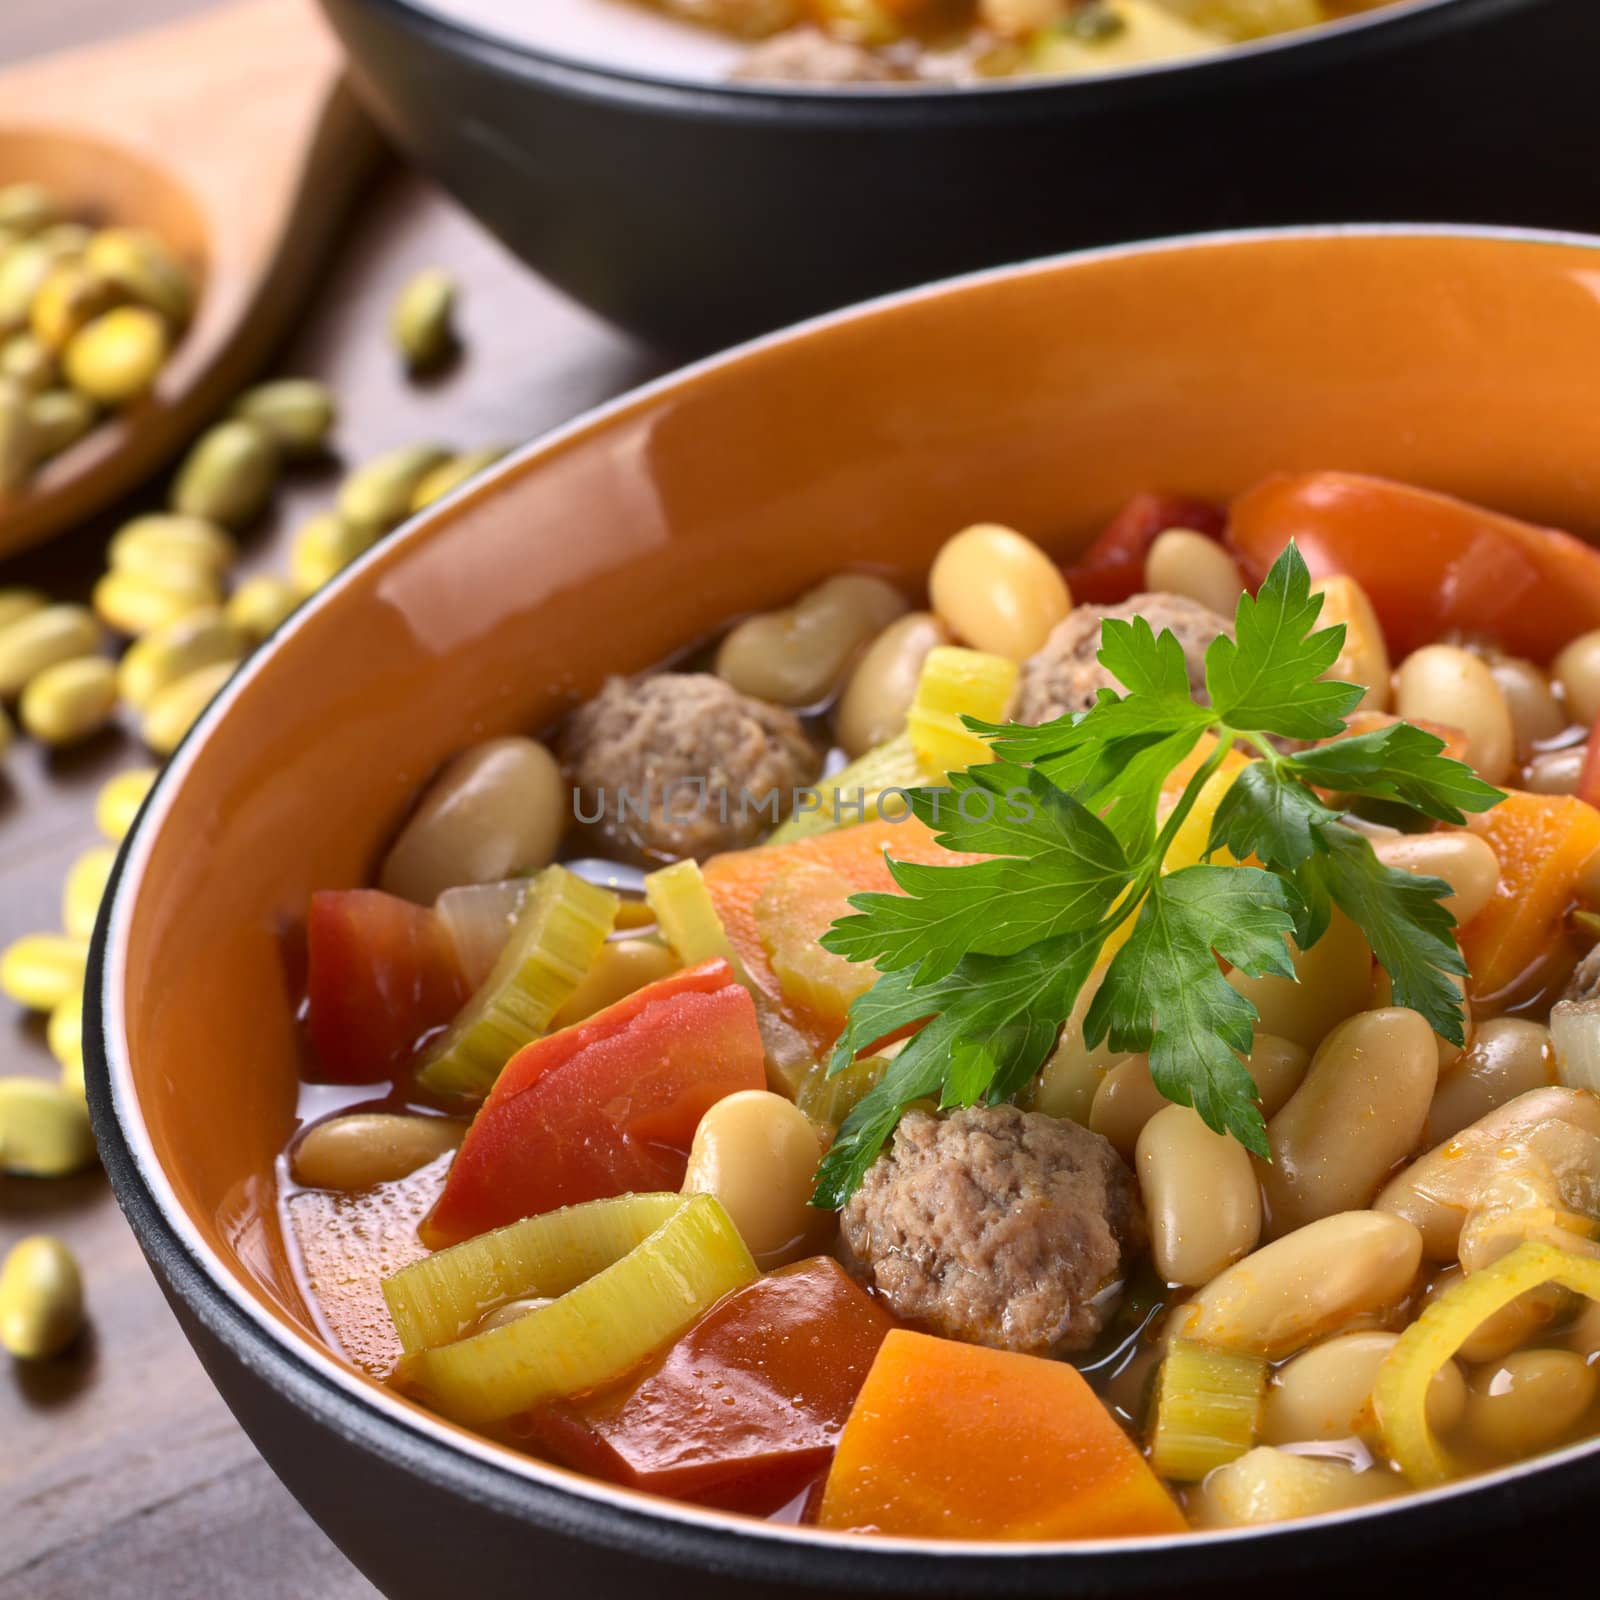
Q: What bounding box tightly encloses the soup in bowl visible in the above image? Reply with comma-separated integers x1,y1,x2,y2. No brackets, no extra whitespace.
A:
89,226,1600,1598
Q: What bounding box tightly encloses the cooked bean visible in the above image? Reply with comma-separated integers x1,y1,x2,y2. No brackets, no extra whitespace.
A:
1394,644,1515,785
1487,657,1565,760
476,1295,553,1335
31,260,123,351
289,511,376,595
835,610,950,757
0,589,45,632
1190,1446,1393,1527
391,267,457,372
231,378,336,459
48,996,83,1092
1087,1055,1163,1159
85,227,193,326
1565,1297,1600,1358
1137,1104,1260,1287
96,765,157,841
681,1090,833,1270
1264,1331,1465,1445
0,183,60,237
1555,629,1600,727
0,379,29,492
338,443,451,535
1026,970,1128,1121
0,333,56,394
1173,1211,1423,1359
1464,1350,1597,1458
1227,907,1371,1054
109,513,236,581
1526,745,1585,796
0,1236,83,1359
291,1113,463,1190
93,565,220,636
1260,1008,1437,1236
380,737,568,905
0,934,87,1013
717,574,907,707
0,603,100,697
1312,574,1391,714
0,1077,96,1176
1376,1087,1600,1259
1427,1019,1555,1145
1247,1033,1310,1118
19,656,116,745
62,846,116,941
140,659,235,755
548,938,679,1029
1372,830,1500,925
410,446,508,513
62,305,166,404
170,419,279,529
26,387,95,461
1457,1292,1568,1366
118,608,248,711
1142,529,1243,618
928,523,1071,661
225,575,299,641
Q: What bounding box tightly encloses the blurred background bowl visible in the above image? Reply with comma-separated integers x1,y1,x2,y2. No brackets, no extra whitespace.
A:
318,0,1600,350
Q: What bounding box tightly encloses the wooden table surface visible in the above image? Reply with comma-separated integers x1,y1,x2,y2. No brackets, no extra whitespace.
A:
0,6,661,1594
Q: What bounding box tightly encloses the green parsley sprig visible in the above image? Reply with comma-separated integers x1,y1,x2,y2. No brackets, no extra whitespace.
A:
810,543,1505,1209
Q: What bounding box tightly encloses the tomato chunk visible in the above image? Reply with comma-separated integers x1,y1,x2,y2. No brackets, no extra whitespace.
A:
524,1257,894,1514
1063,492,1227,605
424,959,765,1246
307,889,470,1084
1228,472,1600,663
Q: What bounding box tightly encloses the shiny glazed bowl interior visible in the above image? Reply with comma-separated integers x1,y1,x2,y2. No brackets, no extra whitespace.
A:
88,227,1600,1599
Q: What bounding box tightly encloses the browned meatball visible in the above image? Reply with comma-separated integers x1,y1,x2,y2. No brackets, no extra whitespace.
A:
562,672,822,864
838,1104,1147,1357
1015,592,1233,726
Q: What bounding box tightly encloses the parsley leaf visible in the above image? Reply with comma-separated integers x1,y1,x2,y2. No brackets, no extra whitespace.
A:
810,541,1506,1207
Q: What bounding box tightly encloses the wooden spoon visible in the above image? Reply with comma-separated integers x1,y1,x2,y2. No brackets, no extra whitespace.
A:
0,0,385,559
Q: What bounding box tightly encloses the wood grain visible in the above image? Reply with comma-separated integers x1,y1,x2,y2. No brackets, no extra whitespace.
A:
0,5,660,1595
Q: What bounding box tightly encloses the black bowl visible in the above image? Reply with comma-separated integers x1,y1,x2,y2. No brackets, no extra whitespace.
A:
317,0,1600,351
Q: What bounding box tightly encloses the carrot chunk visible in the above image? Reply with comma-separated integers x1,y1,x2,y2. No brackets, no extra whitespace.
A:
1461,790,1600,1003
817,1330,1186,1541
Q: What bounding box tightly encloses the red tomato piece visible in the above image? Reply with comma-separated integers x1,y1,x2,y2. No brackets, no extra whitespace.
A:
1227,472,1600,664
522,1257,894,1514
424,959,765,1246
1063,492,1227,605
306,889,470,1084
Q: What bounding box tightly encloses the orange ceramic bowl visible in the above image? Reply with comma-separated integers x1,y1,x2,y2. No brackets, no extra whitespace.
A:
88,226,1600,1599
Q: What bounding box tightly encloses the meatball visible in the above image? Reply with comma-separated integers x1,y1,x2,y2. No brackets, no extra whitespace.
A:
562,672,822,864
1015,592,1233,726
734,27,897,82
838,1104,1146,1357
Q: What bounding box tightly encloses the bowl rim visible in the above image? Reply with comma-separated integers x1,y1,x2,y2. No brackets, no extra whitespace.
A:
346,0,1534,111
86,220,1600,1586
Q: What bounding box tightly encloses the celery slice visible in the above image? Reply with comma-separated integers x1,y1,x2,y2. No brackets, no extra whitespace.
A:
418,865,618,1100
643,859,747,979
394,1192,757,1426
768,732,932,844
797,1050,892,1129
1148,1338,1267,1481
906,645,1018,776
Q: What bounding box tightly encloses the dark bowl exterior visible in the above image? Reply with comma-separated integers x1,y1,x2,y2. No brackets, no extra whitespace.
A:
319,0,1599,350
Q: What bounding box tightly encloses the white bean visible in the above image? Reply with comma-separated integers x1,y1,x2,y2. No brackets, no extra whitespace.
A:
681,1090,833,1270
1260,1008,1438,1236
1144,529,1243,618
379,737,568,905
1227,908,1371,1054
1394,644,1515,785
1526,746,1585,796
1427,1019,1555,1145
1464,1350,1597,1458
1088,1054,1163,1160
1190,1447,1394,1527
1489,657,1565,760
1263,1330,1465,1445
835,611,950,757
1137,1104,1260,1287
291,1113,462,1190
1312,574,1391,714
1371,830,1500,926
928,523,1071,661
1173,1211,1423,1359
1554,629,1600,727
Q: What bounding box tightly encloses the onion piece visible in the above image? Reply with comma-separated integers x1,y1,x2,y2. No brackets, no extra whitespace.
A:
1551,998,1600,1096
434,879,528,989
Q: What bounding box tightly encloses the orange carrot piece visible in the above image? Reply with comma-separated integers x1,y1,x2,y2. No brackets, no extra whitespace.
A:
817,1330,1186,1541
1461,790,1600,1003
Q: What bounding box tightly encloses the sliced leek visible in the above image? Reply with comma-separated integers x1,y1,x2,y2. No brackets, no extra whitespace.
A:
644,859,747,980
768,732,931,844
394,1192,757,1426
1375,1240,1600,1486
418,866,618,1099
1149,1339,1267,1481
906,645,1017,777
